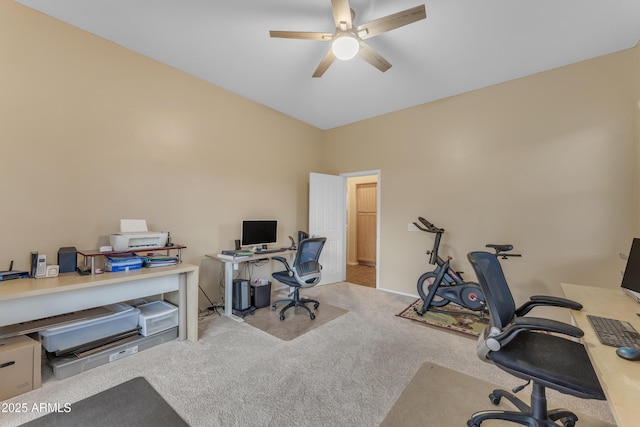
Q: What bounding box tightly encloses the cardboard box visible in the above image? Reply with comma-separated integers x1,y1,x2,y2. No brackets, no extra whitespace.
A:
0,335,41,400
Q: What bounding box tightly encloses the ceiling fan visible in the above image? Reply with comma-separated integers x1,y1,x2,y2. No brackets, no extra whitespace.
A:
269,0,426,77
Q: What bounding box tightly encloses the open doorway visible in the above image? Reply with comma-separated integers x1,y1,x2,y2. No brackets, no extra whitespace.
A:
345,173,379,288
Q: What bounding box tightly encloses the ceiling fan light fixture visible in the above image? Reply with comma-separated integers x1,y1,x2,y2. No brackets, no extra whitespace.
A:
332,35,359,60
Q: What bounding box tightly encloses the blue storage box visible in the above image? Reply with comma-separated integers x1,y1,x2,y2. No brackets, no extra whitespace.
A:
104,255,144,272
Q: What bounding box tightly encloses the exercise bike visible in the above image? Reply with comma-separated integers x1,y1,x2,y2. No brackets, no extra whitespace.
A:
413,217,520,317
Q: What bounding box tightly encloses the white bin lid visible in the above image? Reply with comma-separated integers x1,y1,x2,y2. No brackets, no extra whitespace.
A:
39,303,136,335
137,301,177,316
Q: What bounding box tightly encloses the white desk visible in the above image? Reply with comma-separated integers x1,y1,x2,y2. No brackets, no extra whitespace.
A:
561,283,640,427
0,264,199,342
206,250,295,321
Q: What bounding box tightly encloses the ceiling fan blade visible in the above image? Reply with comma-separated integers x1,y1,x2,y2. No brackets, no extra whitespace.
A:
357,41,392,73
312,49,337,78
331,0,352,30
269,31,333,41
356,4,426,40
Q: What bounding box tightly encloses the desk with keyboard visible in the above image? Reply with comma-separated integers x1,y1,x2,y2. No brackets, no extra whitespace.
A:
561,283,640,427
206,249,296,321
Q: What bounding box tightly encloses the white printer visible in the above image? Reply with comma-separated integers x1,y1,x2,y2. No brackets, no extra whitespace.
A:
109,219,168,251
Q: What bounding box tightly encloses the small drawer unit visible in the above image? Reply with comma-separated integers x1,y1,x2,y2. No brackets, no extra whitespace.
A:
137,301,178,337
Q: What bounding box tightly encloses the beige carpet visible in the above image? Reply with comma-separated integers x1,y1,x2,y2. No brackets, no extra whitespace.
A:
381,363,614,427
243,302,348,341
4,283,615,427
397,298,490,338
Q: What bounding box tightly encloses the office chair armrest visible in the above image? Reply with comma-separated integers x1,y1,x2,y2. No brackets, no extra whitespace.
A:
271,256,291,272
489,317,584,350
515,295,583,317
511,316,584,338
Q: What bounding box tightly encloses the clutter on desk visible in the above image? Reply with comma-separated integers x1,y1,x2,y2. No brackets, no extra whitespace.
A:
104,254,144,272
143,255,179,268
0,260,29,281
57,246,77,273
217,250,253,261
30,252,60,279
76,265,92,275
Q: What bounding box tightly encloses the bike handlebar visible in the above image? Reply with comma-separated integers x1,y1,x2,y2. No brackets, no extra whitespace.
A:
415,217,444,234
486,244,522,259
416,217,522,263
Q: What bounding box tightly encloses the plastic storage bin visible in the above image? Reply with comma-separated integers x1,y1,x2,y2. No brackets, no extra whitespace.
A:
48,327,177,380
137,301,178,336
38,303,140,353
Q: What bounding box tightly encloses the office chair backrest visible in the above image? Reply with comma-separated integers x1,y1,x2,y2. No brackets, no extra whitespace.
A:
467,251,516,330
293,237,326,287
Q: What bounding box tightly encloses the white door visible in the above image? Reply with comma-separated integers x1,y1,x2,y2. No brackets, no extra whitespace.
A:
309,172,346,285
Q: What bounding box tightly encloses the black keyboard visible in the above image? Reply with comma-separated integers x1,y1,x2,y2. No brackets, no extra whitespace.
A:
255,248,288,254
587,315,640,350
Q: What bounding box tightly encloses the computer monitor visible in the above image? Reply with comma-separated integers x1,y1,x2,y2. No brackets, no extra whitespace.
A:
241,220,278,248
621,238,640,301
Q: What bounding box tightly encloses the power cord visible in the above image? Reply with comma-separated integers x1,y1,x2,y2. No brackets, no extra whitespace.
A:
198,284,223,319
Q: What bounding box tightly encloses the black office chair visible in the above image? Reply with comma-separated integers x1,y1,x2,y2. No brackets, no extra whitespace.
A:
466,251,605,427
271,237,326,321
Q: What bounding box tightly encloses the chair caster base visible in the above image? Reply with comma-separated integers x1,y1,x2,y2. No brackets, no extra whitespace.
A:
272,297,318,321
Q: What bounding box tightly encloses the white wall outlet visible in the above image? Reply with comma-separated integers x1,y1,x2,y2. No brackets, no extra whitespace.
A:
408,223,419,232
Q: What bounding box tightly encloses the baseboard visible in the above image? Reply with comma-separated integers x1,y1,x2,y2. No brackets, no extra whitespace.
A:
379,287,419,299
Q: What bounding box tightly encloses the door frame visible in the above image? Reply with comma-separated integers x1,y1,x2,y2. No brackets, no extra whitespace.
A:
342,169,381,288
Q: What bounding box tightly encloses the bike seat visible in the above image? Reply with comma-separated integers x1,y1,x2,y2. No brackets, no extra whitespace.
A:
486,244,513,252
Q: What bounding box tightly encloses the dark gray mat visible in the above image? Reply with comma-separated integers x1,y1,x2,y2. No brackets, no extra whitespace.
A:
21,377,187,427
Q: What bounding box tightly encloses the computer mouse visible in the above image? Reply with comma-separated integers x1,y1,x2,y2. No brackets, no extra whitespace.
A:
615,346,640,361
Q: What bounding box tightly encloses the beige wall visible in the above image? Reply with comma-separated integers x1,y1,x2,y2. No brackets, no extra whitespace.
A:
323,46,639,309
0,1,323,305
3,0,640,313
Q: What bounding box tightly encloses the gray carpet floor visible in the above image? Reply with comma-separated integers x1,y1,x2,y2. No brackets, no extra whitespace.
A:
1,282,615,427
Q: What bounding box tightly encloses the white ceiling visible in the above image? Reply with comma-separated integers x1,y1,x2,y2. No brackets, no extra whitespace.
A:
15,0,640,130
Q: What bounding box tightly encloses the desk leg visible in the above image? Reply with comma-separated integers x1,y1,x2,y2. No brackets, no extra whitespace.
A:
177,269,199,342
179,274,187,341
223,261,244,323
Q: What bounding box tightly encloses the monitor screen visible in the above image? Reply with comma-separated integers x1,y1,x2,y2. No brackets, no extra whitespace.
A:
241,220,278,247
621,238,640,294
